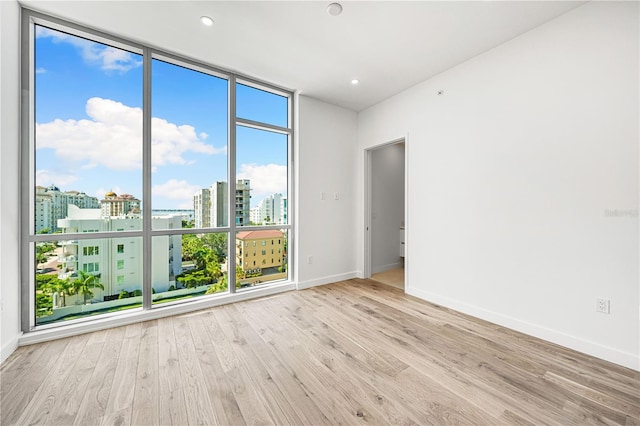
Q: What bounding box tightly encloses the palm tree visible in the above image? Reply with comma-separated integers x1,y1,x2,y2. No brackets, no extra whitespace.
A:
72,271,104,305
43,277,74,308
205,254,222,282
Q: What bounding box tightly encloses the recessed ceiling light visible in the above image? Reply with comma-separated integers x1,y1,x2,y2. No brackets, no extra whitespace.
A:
327,3,343,16
351,79,359,85
200,16,214,26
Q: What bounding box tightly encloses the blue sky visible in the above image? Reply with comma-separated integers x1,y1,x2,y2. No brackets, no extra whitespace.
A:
35,25,288,210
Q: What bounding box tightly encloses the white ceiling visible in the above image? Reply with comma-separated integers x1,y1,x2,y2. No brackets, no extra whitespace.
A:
21,0,585,111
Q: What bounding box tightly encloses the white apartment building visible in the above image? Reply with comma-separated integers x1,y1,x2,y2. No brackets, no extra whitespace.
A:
57,205,182,298
193,188,211,228
250,206,261,225
210,181,228,227
35,185,100,233
252,193,287,225
193,180,250,228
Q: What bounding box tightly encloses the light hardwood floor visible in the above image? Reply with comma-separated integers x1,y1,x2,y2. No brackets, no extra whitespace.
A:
371,267,404,290
1,279,638,425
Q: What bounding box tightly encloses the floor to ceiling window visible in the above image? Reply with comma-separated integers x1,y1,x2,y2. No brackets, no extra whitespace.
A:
22,11,293,330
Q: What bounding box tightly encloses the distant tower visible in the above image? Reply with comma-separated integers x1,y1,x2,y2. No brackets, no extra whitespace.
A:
100,192,141,218
235,179,251,226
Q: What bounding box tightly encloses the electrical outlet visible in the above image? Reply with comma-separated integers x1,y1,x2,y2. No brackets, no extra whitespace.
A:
596,298,610,314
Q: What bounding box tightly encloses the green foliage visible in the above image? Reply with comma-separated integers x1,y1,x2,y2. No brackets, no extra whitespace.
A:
71,271,104,305
182,233,227,268
168,285,176,291
206,274,228,294
133,289,142,297
36,293,53,317
177,269,210,288
35,242,57,265
35,274,60,291
118,290,130,299
39,275,74,308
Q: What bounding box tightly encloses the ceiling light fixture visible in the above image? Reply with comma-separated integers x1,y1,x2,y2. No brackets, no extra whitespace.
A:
200,16,214,26
327,3,343,16
351,79,359,85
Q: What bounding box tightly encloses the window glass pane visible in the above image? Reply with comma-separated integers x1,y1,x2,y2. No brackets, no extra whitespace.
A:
236,126,288,226
152,232,228,305
151,59,228,230
35,237,143,325
34,25,142,235
235,229,288,290
236,83,288,128
28,17,294,329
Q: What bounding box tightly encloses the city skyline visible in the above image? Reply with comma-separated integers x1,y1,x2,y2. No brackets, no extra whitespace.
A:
34,25,288,211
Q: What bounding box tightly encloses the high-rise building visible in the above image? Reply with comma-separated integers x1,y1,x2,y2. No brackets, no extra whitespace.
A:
57,205,182,297
210,181,228,227
35,185,100,233
253,193,287,225
250,205,261,225
193,188,211,228
235,179,251,226
193,180,250,228
100,192,141,218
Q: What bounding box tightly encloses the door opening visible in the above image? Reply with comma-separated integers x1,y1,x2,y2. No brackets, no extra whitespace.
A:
364,137,407,290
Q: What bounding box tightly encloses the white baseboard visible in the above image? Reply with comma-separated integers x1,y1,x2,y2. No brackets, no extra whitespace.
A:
406,286,639,372
372,262,403,275
1,333,20,364
297,271,359,290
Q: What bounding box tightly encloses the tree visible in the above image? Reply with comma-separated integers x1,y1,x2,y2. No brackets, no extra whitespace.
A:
200,233,227,263
181,234,204,262
205,253,222,282
36,293,53,317
42,277,73,308
36,242,57,265
71,271,104,305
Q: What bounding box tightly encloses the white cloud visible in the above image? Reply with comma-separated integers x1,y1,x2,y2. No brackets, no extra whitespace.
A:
35,169,78,187
238,163,287,199
152,179,200,209
36,97,225,171
36,68,47,74
36,26,141,73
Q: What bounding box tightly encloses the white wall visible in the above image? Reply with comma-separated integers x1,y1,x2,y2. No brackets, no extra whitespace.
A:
358,1,639,370
371,143,405,273
296,96,359,288
0,0,22,363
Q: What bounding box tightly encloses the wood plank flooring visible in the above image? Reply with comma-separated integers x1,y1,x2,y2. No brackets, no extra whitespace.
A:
371,267,404,290
1,279,638,425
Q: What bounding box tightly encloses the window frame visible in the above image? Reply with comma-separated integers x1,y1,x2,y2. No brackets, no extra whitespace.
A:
20,9,295,332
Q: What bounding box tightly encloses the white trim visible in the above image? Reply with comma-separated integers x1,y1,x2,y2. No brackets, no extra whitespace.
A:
406,286,640,372
19,282,295,346
1,333,21,364
297,272,359,290
372,262,403,275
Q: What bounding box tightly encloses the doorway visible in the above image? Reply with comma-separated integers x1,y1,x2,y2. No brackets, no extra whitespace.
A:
364,138,407,290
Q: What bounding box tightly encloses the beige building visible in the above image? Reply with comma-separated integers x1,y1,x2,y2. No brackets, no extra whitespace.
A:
100,192,141,218
236,230,285,275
